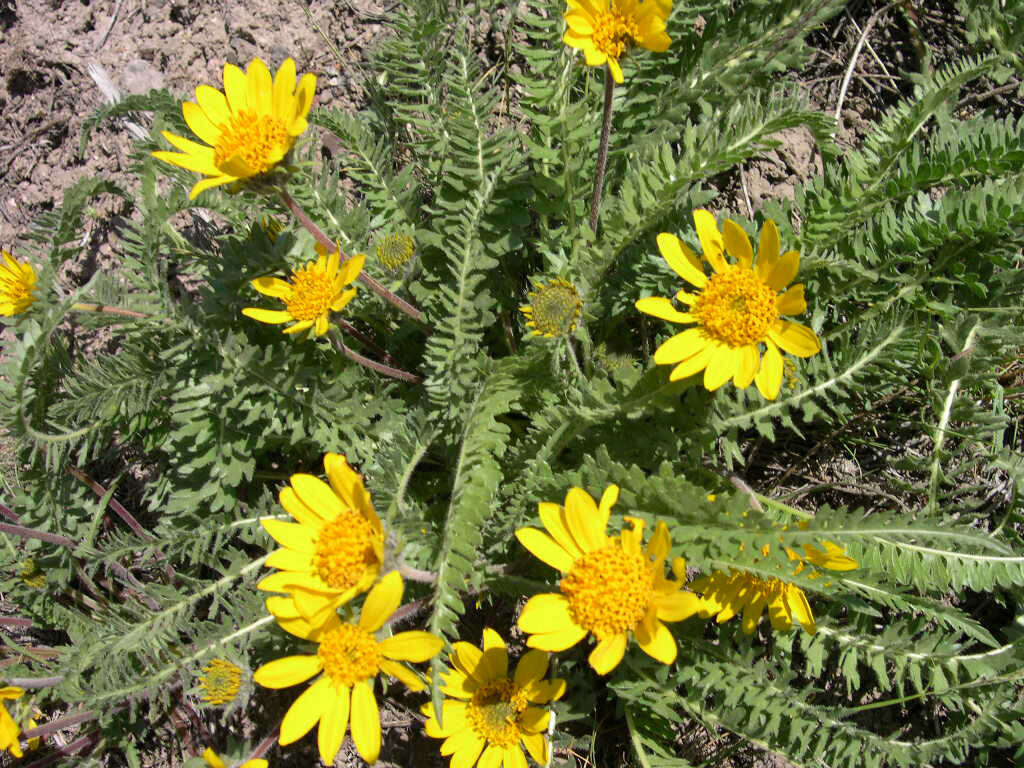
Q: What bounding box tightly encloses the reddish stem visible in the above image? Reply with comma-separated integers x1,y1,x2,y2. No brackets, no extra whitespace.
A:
20,731,100,768
329,328,422,384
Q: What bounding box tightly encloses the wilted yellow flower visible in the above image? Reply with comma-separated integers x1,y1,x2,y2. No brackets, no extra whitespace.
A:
254,572,443,765
242,243,365,338
198,659,244,705
203,747,267,768
258,453,385,629
377,234,415,273
0,686,25,758
636,210,821,400
423,629,566,768
0,252,37,317
520,278,582,338
693,538,857,635
516,485,704,674
563,0,671,83
153,58,316,199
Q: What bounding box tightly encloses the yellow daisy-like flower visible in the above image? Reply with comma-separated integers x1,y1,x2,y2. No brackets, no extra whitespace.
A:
563,0,671,84
203,747,267,768
516,485,705,675
254,571,443,765
242,244,365,338
0,252,37,317
198,658,244,706
258,453,385,628
422,628,567,768
693,539,857,635
153,58,316,199
520,278,583,338
635,210,822,400
0,686,25,758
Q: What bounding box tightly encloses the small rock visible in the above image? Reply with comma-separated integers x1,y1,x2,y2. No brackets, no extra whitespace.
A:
121,58,165,95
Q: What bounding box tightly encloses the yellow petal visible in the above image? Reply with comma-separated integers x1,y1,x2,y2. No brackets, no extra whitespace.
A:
452,641,484,681
670,342,715,382
776,283,807,316
339,252,367,285
279,676,331,744
607,58,624,84
423,700,468,737
261,518,316,552
598,485,618,527
253,654,323,689
247,58,274,115
703,344,739,391
449,732,486,768
513,649,549,688
203,748,226,768
646,521,671,562
279,486,325,528
654,327,706,365
283,319,313,335
757,219,781,273
635,619,677,664
182,101,220,147
588,633,628,675
564,8,594,33
765,249,800,290
292,73,317,131
635,296,694,324
769,320,821,358
787,586,816,634
754,341,783,400
350,680,381,764
265,547,312,571
475,647,508,686
189,175,235,199
526,623,588,651
538,502,583,560
152,147,219,177
359,570,402,632
733,344,760,388
251,276,292,299
317,681,350,764
564,487,606,553
331,287,357,313
722,219,754,268
518,593,575,635
273,58,298,116
519,706,551,734
478,745,503,768
195,84,230,126
654,591,706,622
292,474,345,522
378,631,444,662
693,209,726,272
516,527,575,572
521,733,549,766
741,591,770,634
503,744,529,768
242,308,293,325
656,232,707,288
223,62,249,114
324,453,373,513
380,659,426,691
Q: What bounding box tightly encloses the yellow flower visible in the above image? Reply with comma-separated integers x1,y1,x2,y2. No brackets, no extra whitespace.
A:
516,485,705,675
0,252,37,317
258,453,385,628
203,747,267,768
242,244,365,338
253,572,443,765
563,0,671,84
198,658,244,705
0,686,25,758
692,539,857,635
422,628,567,768
520,278,583,338
636,210,822,400
377,234,416,273
153,58,316,199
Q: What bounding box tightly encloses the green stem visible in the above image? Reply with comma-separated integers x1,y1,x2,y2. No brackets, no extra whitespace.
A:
589,68,615,235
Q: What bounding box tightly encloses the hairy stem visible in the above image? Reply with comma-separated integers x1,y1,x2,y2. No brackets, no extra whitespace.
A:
589,68,615,235
278,189,425,322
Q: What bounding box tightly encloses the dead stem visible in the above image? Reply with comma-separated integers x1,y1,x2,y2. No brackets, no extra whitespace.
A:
589,68,615,235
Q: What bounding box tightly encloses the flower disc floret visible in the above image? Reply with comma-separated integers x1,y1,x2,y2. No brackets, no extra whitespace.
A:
592,10,640,60
561,541,654,639
213,111,289,173
285,263,341,322
521,278,582,337
516,485,706,674
199,659,243,705
466,678,530,748
319,623,382,686
313,514,379,591
693,266,779,347
377,234,415,272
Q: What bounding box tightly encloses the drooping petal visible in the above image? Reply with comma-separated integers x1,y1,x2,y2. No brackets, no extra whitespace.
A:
359,570,403,632
607,57,624,84
597,485,618,528
350,681,381,764
722,219,754,268
769,321,821,358
330,287,357,313
515,528,575,572
380,659,427,691
317,681,350,764
654,591,706,622
703,343,740,391
152,145,219,177
656,232,707,288
338,252,367,286
521,732,549,766
670,343,715,382
654,327,707,365
754,341,783,400
189,175,236,199
251,276,293,299
290,72,317,133
282,319,314,334
588,633,628,675
786,586,816,634
203,748,227,768
254,654,323,689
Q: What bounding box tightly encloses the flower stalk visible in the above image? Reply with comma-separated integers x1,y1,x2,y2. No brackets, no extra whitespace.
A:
328,327,422,384
589,68,615,235
70,303,149,320
278,190,425,323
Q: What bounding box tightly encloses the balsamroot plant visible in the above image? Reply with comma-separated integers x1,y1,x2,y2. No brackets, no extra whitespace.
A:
1,0,1023,765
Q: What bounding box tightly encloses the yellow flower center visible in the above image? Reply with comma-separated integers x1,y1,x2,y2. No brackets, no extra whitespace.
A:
592,8,640,61
312,512,378,591
466,678,530,748
199,658,243,705
285,264,336,321
526,280,582,337
560,540,655,639
0,272,33,304
213,110,290,175
693,266,778,347
319,623,382,687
